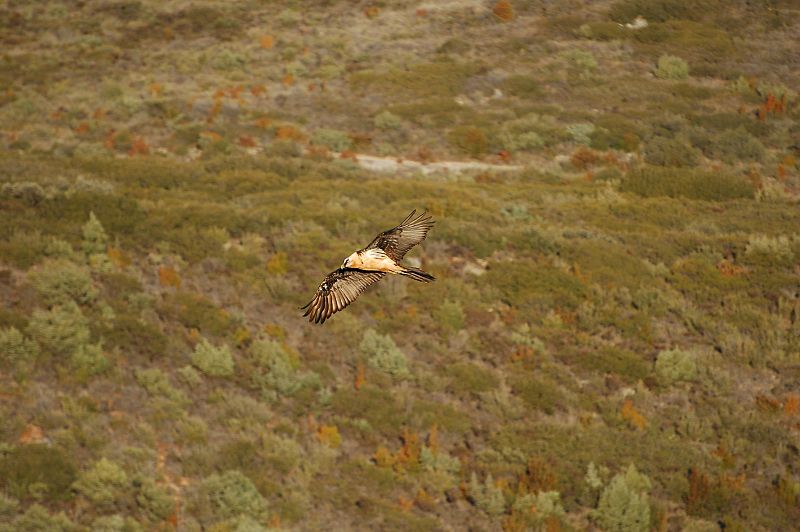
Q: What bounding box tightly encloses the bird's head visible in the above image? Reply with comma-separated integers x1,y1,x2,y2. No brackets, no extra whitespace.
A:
342,252,360,269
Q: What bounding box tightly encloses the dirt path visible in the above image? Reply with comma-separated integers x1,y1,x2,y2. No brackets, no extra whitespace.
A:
334,152,524,175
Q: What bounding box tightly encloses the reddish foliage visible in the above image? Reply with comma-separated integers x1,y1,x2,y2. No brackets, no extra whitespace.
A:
254,117,271,129
104,130,117,150
354,361,365,391
238,135,256,148
570,147,600,170
493,0,515,22
784,395,800,416
259,35,274,49
158,266,181,288
129,137,149,156
275,125,305,141
621,399,647,429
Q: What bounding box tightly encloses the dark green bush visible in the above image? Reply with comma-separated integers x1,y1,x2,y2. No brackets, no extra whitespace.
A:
620,167,754,200
446,362,499,396
644,136,700,167
0,445,77,501
580,21,628,41
486,260,587,310
103,314,167,360
576,347,651,383
158,292,234,337
502,75,543,98
710,127,766,163
509,374,565,414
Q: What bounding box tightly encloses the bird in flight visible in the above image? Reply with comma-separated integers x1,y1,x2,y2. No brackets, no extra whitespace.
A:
302,210,435,324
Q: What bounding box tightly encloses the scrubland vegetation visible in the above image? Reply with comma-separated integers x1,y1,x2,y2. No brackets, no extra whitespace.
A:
1,0,799,530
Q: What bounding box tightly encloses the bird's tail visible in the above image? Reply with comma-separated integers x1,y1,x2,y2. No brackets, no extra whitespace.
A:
399,266,435,283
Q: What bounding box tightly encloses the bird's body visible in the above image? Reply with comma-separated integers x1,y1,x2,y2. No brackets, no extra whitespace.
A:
302,210,435,323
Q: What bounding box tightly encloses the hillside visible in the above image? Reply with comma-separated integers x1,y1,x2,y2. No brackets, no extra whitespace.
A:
1,1,799,531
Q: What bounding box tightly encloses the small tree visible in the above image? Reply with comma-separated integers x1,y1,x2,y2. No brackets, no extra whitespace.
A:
82,212,108,256
594,464,652,532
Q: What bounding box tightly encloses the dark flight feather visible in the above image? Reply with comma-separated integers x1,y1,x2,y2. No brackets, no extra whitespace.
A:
301,268,385,324
365,209,435,261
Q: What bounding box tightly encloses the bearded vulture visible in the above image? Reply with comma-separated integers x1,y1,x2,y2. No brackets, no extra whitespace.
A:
301,210,435,323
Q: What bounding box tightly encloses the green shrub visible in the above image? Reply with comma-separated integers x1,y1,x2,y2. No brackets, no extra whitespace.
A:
191,339,235,377
0,493,18,521
579,21,628,40
434,300,465,332
513,491,565,525
420,446,461,474
7,504,76,532
644,136,700,167
28,259,96,305
0,326,40,370
567,123,595,145
743,234,795,266
90,514,144,532
499,131,544,152
71,342,110,379
446,362,498,395
594,464,652,532
509,374,564,414
0,230,49,269
27,301,91,357
103,315,167,360
655,348,698,384
620,167,754,200
190,470,269,525
561,49,598,73
486,260,587,310
350,61,482,99
577,347,651,383
159,292,233,337
501,75,543,98
73,457,129,509
655,54,690,79
250,338,316,398
0,445,77,502
710,127,765,163
361,329,410,378
135,368,187,403
135,477,175,522
177,415,209,445
82,211,109,256
310,128,353,151
373,111,402,130
468,472,506,515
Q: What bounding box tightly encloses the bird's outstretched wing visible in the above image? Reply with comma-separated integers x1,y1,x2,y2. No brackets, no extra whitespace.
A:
301,268,385,324
366,209,435,261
